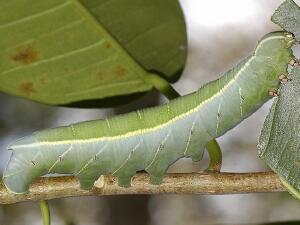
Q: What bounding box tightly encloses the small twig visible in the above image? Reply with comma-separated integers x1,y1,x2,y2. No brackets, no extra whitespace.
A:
0,172,285,204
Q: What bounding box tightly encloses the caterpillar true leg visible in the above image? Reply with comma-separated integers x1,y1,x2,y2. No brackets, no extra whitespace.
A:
289,59,300,67
279,74,291,83
269,89,279,97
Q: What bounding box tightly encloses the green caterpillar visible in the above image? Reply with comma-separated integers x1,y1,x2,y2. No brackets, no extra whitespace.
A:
3,31,295,194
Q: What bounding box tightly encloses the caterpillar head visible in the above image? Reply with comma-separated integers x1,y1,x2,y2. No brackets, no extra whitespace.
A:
284,32,296,48
255,31,295,57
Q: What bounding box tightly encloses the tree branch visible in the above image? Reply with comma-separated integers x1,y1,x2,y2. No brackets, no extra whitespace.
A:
0,172,285,204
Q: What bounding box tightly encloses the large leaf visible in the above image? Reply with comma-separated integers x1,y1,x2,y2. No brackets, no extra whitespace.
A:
81,0,187,82
272,0,300,41
258,67,300,200
0,0,187,106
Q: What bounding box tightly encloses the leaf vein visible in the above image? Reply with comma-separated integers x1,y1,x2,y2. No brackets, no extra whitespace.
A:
0,1,72,30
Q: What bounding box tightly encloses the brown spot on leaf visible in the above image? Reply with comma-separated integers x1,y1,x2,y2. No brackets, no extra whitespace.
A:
96,66,127,80
64,67,70,73
19,82,36,95
112,66,127,77
105,43,112,49
97,71,105,80
12,46,39,64
39,75,48,84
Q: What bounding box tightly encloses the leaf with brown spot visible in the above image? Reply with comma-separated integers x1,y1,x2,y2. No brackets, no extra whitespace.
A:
64,67,70,73
0,0,187,107
39,76,48,84
19,82,36,96
12,46,39,65
105,43,112,49
112,66,127,78
96,71,105,80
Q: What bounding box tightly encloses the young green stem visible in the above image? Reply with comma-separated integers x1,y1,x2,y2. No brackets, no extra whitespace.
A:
146,73,222,171
39,200,51,225
145,73,181,99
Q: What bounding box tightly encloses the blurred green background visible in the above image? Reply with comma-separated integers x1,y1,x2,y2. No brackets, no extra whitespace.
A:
1,0,300,224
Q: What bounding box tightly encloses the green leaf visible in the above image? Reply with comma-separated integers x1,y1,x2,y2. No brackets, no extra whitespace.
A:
81,0,187,82
272,0,300,41
258,67,300,200
0,0,187,106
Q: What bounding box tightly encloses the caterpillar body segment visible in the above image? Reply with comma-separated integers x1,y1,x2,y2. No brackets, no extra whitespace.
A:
3,32,295,194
